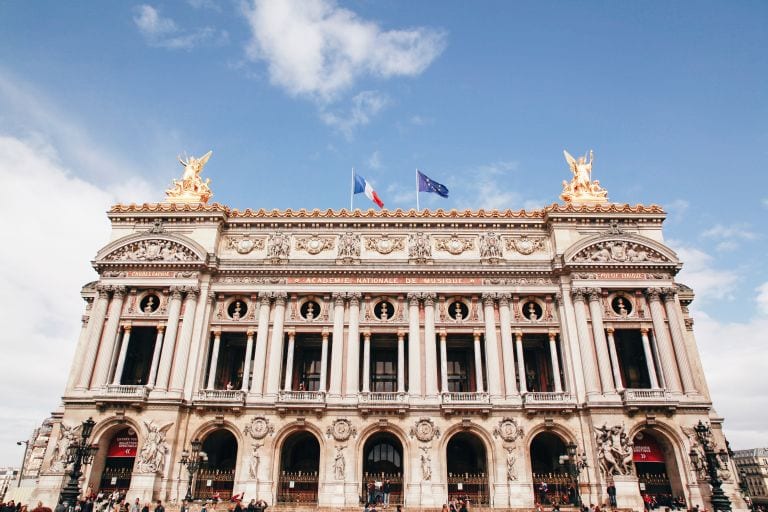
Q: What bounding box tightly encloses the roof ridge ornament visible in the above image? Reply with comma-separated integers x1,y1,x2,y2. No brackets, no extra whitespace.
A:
560,149,609,206
165,150,213,204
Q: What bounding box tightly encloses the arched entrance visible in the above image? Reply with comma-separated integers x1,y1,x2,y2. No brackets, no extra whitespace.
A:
446,432,489,505
362,433,404,506
198,430,237,500
277,431,320,504
530,432,576,506
98,428,137,492
634,430,685,508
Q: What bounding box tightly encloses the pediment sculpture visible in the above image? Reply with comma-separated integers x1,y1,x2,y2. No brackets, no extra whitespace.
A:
572,240,668,263
104,239,199,263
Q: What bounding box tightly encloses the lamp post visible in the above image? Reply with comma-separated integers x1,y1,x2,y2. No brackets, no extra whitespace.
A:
16,440,29,487
179,439,207,502
689,420,732,512
737,470,752,511
58,418,98,511
560,442,588,508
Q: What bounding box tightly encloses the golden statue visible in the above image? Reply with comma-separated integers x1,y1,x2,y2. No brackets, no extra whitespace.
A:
560,149,609,205
165,150,213,204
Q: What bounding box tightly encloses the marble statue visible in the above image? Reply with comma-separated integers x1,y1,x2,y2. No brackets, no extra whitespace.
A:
560,149,609,205
165,151,213,204
595,423,634,476
333,445,346,480
137,421,172,474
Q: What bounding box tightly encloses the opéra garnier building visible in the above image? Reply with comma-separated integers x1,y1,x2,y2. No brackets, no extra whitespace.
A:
29,151,747,510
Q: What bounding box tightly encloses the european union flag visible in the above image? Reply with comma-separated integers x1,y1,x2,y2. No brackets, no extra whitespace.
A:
417,170,449,198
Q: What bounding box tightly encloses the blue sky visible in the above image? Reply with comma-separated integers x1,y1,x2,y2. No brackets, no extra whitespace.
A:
0,1,766,465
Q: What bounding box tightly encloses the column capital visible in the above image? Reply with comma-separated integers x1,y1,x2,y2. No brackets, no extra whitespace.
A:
257,291,271,306
206,290,216,304
438,328,447,340
407,292,421,306
481,292,496,306
423,292,437,306
321,327,330,339
498,293,511,306
640,326,650,335
286,327,296,338
571,288,587,302
332,292,346,305
397,329,407,339
605,325,615,334
121,322,133,332
548,330,558,340
585,287,602,302
473,329,483,341
246,328,256,337
348,292,362,306
361,328,371,339
554,292,564,306
157,323,166,332
182,286,200,298
645,287,663,302
211,328,222,337
273,291,288,305
111,286,128,299
169,286,184,300
661,288,678,302
513,329,523,341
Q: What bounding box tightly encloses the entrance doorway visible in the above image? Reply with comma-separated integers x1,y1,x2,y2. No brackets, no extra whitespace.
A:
530,432,576,506
634,431,684,508
362,433,403,506
277,432,320,504
99,428,137,492
198,430,237,500
446,432,489,506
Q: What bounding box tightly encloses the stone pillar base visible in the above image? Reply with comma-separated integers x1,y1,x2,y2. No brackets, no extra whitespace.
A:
128,473,161,503
613,475,644,510
506,482,535,508
31,473,68,508
319,482,346,506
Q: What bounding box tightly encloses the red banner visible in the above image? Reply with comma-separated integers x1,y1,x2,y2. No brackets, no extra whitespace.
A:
633,435,665,463
107,429,138,458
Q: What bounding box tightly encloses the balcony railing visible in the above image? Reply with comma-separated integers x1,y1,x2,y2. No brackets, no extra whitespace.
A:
278,390,326,403
358,391,408,403
98,385,149,399
441,391,490,403
622,388,669,400
196,389,246,402
523,391,575,405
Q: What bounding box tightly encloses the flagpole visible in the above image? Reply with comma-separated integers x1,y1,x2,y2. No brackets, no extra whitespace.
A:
416,168,420,211
350,167,354,211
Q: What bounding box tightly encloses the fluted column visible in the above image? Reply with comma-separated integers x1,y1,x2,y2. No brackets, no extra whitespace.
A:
241,328,255,391
571,289,601,395
320,328,330,392
423,293,438,398
438,329,448,393
329,293,346,397
397,329,406,393
586,288,616,393
250,293,272,395
91,286,127,388
206,329,222,389
283,328,296,391
147,324,165,388
265,292,288,396
112,324,132,385
557,290,582,399
345,293,361,396
548,331,563,393
482,294,502,399
407,293,422,397
66,299,95,392
498,294,518,396
647,288,682,392
76,287,111,390
605,326,624,392
640,327,660,389
473,329,485,393
170,288,199,392
662,289,697,394
155,287,183,391
514,330,526,394
362,329,371,393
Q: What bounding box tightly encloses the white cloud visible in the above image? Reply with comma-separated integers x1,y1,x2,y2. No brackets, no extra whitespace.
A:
368,150,382,169
757,282,768,316
243,0,446,101
671,243,739,302
762,198,768,208
701,223,758,241
133,4,227,50
319,90,388,138
454,160,524,210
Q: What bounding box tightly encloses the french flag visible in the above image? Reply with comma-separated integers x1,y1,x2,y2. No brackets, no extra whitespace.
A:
353,172,384,208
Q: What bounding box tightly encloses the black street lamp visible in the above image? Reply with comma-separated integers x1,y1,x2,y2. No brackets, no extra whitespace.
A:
560,442,588,508
58,418,98,511
689,420,732,512
179,439,208,502
737,470,752,510
16,440,30,487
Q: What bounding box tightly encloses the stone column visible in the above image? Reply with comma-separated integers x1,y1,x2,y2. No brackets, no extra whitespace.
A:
557,290,583,400
112,324,132,385
241,328,255,392
407,293,422,397
438,329,449,393
320,328,330,392
147,324,165,388
662,289,697,394
647,288,682,392
91,286,127,388
640,327,660,388
345,293,361,396
283,328,296,391
571,289,601,394
170,288,199,392
397,329,406,394
250,292,272,395
548,330,563,393
361,329,371,393
423,293,439,398
605,326,624,392
65,299,95,393
514,330,526,394
498,293,518,396
76,286,111,390
329,293,346,397
155,287,183,391
482,293,502,399
586,288,616,394
265,292,288,396
206,329,222,389
473,329,485,393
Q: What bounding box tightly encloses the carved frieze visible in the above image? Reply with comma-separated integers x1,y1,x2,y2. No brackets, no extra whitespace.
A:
245,416,275,440
225,235,265,255
410,418,440,442
338,232,361,258
493,417,524,443
104,239,198,262
594,423,633,477
408,233,432,260
295,235,335,255
479,232,503,259
266,232,291,259
327,418,357,442
505,236,546,255
214,276,287,284
434,234,474,255
365,235,405,255
573,240,667,263
483,277,554,286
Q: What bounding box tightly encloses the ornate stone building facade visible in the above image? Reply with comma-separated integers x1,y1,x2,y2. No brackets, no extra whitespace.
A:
27,154,747,510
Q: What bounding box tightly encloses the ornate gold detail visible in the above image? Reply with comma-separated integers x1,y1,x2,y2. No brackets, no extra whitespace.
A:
505,235,546,255
295,235,335,255
225,236,265,255
165,151,213,204
572,241,667,263
434,234,474,255
365,235,405,255
104,239,198,262
560,149,609,205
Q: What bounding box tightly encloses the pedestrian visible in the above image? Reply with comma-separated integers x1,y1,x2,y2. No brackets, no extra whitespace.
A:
607,483,617,508
153,501,164,512
383,480,391,508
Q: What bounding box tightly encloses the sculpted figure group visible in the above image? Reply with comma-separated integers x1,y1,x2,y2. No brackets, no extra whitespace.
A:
595,423,634,477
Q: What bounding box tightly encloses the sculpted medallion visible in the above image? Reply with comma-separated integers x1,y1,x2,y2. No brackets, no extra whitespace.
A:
434,234,474,255
505,236,546,255
365,235,405,255
327,418,357,442
410,418,440,442
225,236,265,255
245,416,274,440
295,235,335,255
493,417,523,443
